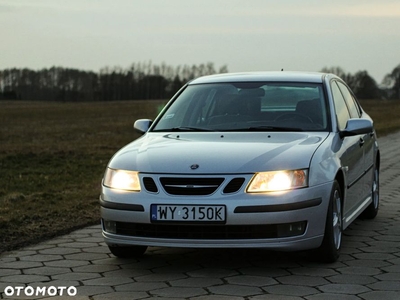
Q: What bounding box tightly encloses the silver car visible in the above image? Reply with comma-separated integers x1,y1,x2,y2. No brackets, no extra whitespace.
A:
100,72,380,262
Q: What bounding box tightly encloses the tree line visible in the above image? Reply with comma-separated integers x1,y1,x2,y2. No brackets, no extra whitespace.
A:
0,62,228,102
321,65,400,100
0,62,399,101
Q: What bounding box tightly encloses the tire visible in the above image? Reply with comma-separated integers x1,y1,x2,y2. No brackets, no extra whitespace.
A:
314,180,342,263
362,163,379,219
108,245,147,258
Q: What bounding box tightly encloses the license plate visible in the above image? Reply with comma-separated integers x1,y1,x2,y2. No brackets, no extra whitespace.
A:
151,204,226,222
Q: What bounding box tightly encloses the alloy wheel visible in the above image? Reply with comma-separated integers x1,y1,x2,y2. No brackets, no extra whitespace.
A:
332,189,342,250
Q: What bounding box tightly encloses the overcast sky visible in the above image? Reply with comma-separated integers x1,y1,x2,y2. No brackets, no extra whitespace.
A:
1,0,399,83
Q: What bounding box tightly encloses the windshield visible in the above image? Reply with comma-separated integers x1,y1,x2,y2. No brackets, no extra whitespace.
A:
152,82,329,132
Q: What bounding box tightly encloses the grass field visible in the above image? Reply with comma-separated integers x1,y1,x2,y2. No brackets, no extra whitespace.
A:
0,99,399,253
0,100,166,253
358,99,400,137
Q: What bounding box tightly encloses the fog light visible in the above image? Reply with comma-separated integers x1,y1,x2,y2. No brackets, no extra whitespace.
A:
277,221,306,238
103,219,117,234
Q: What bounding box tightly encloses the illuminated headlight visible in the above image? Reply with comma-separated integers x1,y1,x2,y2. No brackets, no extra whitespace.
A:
103,168,141,191
247,169,308,193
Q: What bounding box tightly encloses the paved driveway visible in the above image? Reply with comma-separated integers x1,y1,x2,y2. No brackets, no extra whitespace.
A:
1,132,400,300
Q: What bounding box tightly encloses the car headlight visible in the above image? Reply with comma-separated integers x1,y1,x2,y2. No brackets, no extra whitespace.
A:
103,168,141,191
247,169,308,193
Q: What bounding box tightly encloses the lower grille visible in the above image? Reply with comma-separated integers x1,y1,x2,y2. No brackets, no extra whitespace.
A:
115,221,306,239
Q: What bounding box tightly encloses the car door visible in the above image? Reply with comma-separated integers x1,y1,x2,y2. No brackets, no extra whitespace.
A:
331,81,365,221
337,81,374,202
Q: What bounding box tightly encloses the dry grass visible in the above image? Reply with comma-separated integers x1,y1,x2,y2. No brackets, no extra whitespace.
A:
0,100,166,253
0,99,399,253
359,99,400,137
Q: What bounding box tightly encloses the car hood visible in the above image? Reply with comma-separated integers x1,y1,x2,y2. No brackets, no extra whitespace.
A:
108,132,329,174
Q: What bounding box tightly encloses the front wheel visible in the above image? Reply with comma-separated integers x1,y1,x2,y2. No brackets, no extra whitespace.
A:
362,163,379,219
108,245,148,258
314,180,342,263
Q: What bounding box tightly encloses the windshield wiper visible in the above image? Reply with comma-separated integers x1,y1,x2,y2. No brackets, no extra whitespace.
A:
154,126,303,132
228,126,304,132
154,126,216,132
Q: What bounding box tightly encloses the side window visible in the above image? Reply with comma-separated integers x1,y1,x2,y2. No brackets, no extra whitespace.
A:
337,82,361,118
331,81,351,131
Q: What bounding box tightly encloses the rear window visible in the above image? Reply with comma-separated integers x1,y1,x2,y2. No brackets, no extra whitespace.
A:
261,84,322,112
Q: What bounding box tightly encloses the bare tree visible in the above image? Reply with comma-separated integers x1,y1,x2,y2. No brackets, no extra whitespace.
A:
382,64,400,100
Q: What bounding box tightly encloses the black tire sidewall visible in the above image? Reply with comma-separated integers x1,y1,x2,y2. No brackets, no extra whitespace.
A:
315,180,342,263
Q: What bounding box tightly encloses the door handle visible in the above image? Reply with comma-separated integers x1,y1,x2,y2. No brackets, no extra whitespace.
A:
359,138,365,147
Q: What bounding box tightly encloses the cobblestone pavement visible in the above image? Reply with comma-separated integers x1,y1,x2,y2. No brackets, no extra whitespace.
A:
1,132,400,300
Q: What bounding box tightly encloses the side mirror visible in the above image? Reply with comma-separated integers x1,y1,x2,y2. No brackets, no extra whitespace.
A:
134,119,153,134
340,118,373,138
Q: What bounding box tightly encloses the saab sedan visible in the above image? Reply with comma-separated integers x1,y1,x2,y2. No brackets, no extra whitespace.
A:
100,72,380,262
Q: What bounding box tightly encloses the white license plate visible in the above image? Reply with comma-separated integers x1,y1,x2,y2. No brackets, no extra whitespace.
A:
151,204,226,222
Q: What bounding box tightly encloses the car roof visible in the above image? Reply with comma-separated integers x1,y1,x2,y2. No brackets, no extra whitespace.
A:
189,71,329,85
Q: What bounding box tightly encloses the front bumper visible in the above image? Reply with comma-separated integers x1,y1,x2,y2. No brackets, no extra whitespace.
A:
100,179,333,251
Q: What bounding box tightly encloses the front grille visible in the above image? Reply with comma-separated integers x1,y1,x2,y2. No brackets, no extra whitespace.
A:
115,221,306,239
160,177,224,195
223,178,245,193
143,177,158,193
